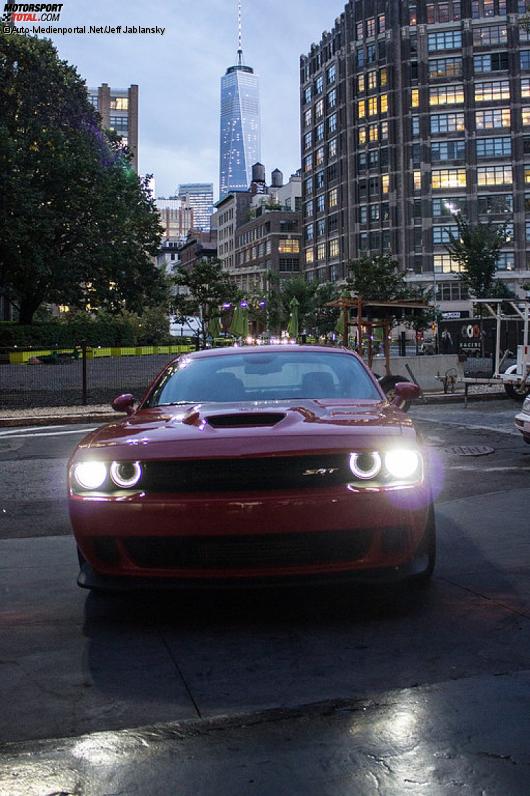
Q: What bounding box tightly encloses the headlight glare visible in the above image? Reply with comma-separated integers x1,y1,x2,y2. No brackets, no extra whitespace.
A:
74,461,107,490
349,451,382,480
110,460,142,488
384,449,421,480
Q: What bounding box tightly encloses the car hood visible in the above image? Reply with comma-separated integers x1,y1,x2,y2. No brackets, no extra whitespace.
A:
73,399,418,462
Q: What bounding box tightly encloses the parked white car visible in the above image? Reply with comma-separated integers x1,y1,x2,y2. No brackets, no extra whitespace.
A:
514,395,530,445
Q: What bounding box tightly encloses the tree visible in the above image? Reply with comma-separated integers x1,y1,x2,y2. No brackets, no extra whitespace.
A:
0,32,165,323
346,253,409,301
445,215,507,298
306,282,340,337
171,259,239,349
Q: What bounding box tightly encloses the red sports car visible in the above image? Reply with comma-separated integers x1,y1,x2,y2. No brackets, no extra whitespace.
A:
68,345,435,590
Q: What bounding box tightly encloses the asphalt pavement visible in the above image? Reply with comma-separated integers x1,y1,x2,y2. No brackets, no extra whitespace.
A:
1,403,530,794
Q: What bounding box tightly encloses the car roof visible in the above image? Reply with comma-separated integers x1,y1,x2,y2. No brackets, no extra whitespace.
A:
181,345,357,360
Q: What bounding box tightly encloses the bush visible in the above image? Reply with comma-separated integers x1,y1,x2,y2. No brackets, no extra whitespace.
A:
0,315,137,347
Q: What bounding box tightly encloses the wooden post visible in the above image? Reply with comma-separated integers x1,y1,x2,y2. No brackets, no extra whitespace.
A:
383,319,391,377
342,303,348,347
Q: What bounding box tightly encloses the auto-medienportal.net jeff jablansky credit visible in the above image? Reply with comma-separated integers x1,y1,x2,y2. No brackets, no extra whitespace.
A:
16,24,167,34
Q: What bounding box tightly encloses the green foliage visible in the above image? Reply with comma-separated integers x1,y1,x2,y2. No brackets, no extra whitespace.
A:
445,215,506,298
171,259,239,348
346,254,409,301
0,32,165,324
0,314,135,347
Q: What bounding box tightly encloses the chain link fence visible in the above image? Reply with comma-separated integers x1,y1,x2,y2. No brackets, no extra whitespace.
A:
0,343,195,410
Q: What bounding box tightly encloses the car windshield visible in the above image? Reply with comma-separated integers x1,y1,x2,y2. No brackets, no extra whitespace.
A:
146,351,381,406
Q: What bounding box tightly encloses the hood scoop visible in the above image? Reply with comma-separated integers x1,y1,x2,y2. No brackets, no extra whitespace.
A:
206,412,286,429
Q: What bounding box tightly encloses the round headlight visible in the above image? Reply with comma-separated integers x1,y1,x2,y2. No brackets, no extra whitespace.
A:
523,395,530,413
384,449,421,480
74,461,107,490
349,451,382,480
110,461,142,488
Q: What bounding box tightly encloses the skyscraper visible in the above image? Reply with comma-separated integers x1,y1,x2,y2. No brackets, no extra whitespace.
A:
219,0,261,200
178,183,214,231
300,0,530,306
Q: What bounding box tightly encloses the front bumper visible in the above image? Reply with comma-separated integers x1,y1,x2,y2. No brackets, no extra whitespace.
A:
70,484,432,586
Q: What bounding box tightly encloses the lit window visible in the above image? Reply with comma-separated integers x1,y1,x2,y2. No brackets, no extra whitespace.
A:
316,147,325,166
432,197,467,216
278,239,300,254
413,170,422,190
429,56,462,78
317,243,326,261
367,70,377,90
305,248,314,264
358,100,366,119
380,68,388,87
434,254,462,272
431,168,467,189
329,239,340,258
524,165,530,183
110,97,128,110
381,121,389,139
368,97,378,116
411,88,419,108
430,84,464,105
382,174,390,194
358,126,367,144
475,108,511,128
380,94,388,114
369,123,379,141
523,108,530,126
357,74,365,92
522,78,530,98
474,80,510,101
366,17,376,36
329,188,338,207
477,165,512,185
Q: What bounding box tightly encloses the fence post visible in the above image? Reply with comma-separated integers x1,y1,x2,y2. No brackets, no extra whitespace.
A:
81,340,88,405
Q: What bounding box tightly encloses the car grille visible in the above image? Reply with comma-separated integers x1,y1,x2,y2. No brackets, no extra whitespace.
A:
122,530,374,570
140,454,350,493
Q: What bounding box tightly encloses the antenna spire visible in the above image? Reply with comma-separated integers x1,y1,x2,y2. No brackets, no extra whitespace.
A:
237,0,243,65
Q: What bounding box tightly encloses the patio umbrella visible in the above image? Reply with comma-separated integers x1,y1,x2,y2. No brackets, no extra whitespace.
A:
287,297,299,339
229,304,249,338
208,314,221,339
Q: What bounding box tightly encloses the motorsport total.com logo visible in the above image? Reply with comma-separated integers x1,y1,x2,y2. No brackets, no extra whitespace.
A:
2,3,63,23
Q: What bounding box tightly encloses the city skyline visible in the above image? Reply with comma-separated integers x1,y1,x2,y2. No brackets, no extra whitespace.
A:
44,0,337,197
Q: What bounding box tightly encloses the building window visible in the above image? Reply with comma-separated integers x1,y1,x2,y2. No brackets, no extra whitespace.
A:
428,30,462,51
366,17,376,36
432,197,467,216
430,84,465,105
327,88,337,109
317,243,326,260
315,170,325,190
476,136,511,157
430,112,465,133
412,116,420,136
304,200,314,218
329,239,340,258
315,123,324,143
434,254,462,273
305,224,314,242
522,78,530,99
109,115,128,133
327,64,336,84
429,56,462,78
473,25,507,46
367,70,377,90
474,52,509,72
315,99,324,120
305,248,314,264
475,108,511,128
357,100,366,119
328,113,337,133
304,176,313,195
328,138,338,158
382,174,390,194
359,232,369,251
432,225,459,244
477,194,512,214
477,165,512,185
357,74,366,93
359,127,367,144
304,155,312,173
359,205,368,224
496,252,514,270
411,88,420,108
367,97,378,116
431,139,466,160
521,51,530,70
474,80,510,101
278,239,300,254
356,20,364,39
378,13,386,32
304,132,312,151
315,75,324,94
110,97,128,110
380,94,388,114
329,187,338,207
380,68,388,87
304,109,312,128
317,219,326,237
316,194,325,212
304,86,312,105
432,168,467,189
315,147,324,166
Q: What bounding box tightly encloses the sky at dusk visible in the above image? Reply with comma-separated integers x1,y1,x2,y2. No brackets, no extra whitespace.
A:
44,0,342,199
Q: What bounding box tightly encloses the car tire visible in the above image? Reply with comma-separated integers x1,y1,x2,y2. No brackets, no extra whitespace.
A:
409,504,436,587
379,375,411,410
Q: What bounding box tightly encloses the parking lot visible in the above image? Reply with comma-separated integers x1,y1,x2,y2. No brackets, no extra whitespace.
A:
1,398,530,793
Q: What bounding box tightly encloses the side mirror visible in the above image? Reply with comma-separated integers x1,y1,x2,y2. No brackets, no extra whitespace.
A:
112,393,136,415
391,382,421,410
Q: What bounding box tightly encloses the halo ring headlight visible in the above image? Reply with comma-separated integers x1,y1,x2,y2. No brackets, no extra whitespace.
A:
74,461,107,490
110,461,142,488
385,449,421,480
349,451,382,480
